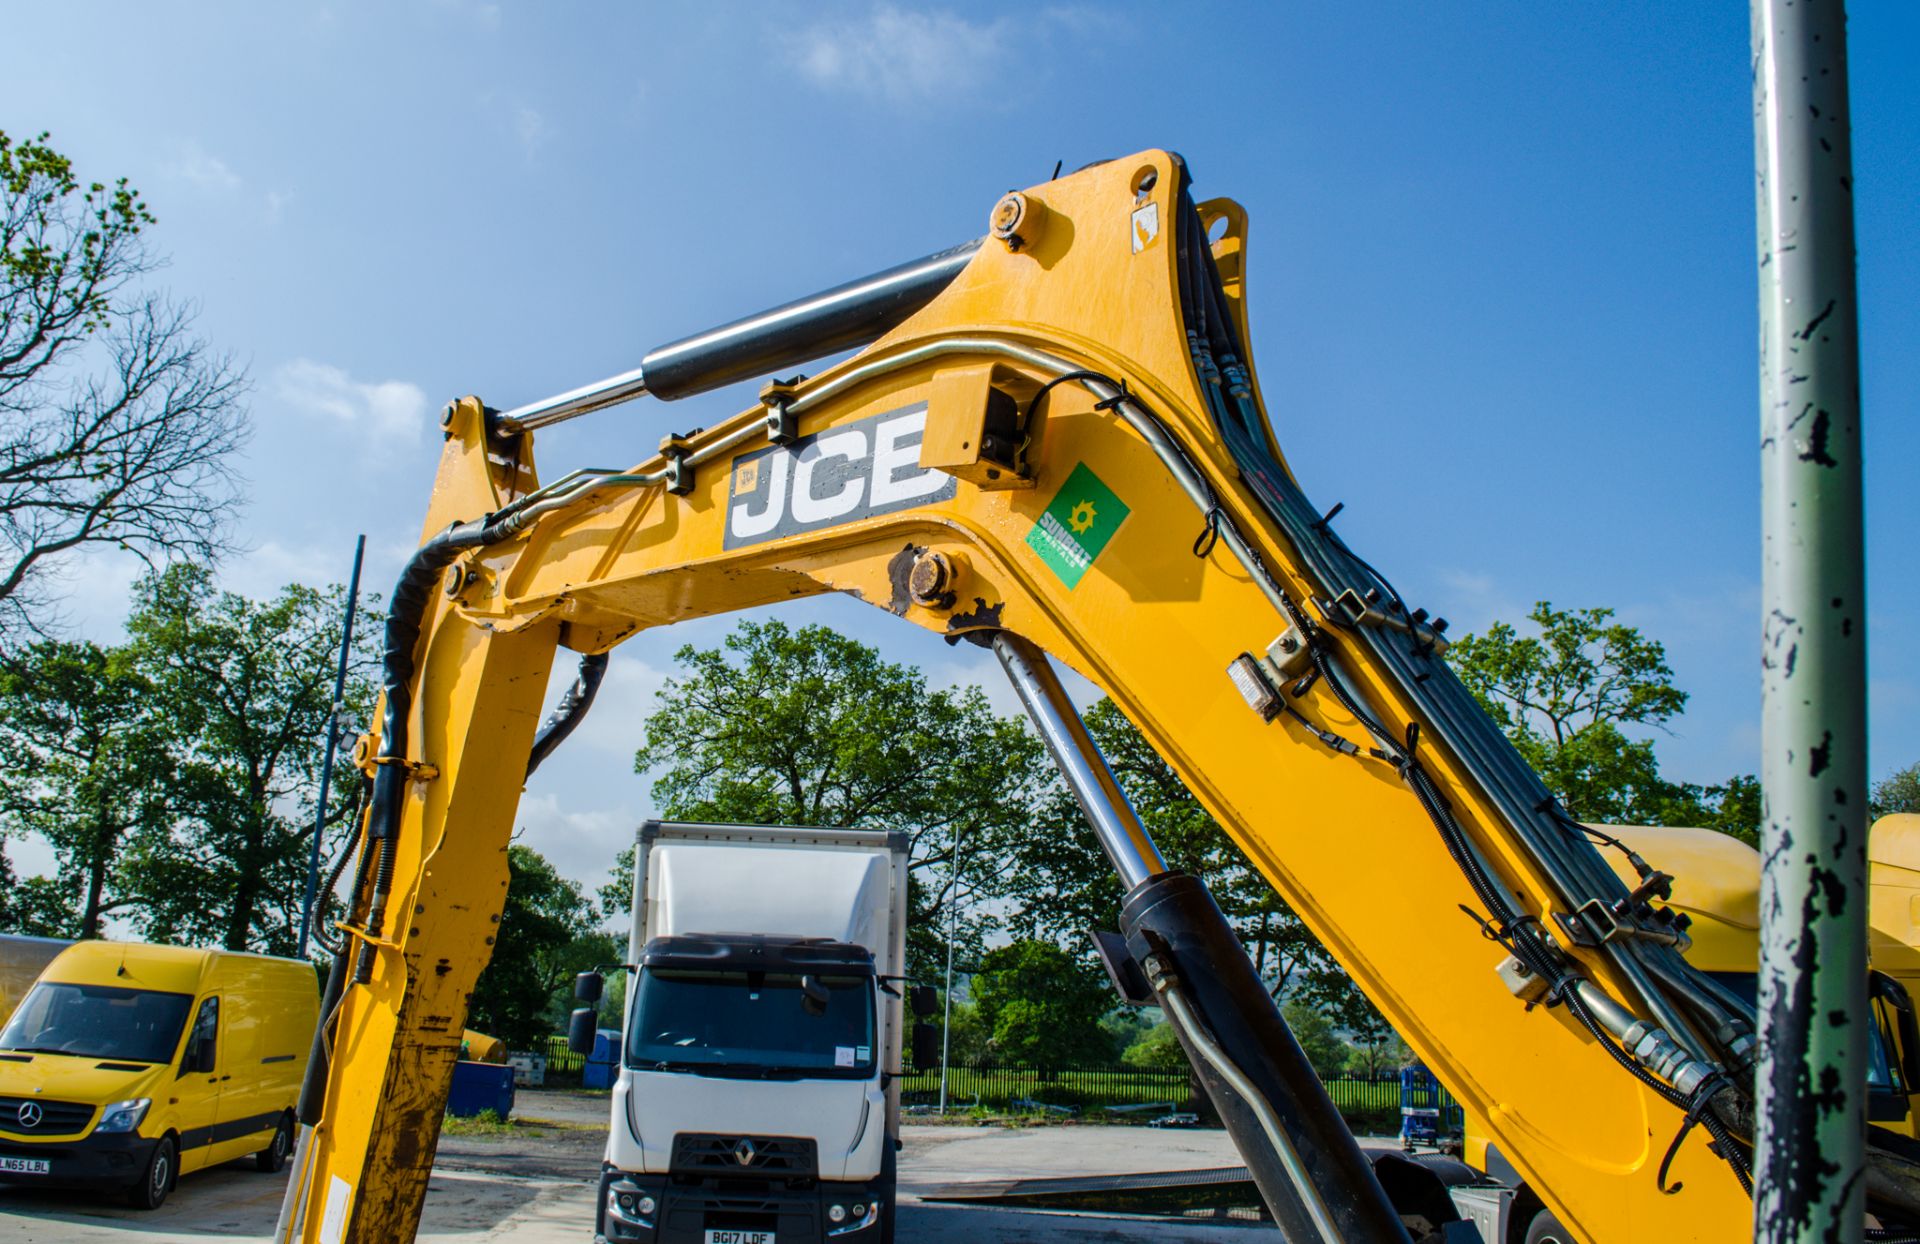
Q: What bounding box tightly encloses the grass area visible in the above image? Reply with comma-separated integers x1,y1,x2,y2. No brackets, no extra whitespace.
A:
440,1109,601,1138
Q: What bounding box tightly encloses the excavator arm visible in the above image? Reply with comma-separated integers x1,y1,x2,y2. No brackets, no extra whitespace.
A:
282,151,1799,1243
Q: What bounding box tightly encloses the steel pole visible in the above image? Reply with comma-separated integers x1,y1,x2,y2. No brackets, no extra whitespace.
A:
939,858,957,1116
297,535,366,960
1751,2,1869,1239
992,632,1167,889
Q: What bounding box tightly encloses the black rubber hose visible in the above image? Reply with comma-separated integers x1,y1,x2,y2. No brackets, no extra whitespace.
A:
353,516,501,984
525,652,610,779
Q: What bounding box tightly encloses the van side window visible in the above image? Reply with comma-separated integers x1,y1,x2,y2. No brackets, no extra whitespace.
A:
180,996,218,1075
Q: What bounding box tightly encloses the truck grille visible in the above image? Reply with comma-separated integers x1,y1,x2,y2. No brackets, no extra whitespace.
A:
671,1133,818,1177
0,1096,95,1134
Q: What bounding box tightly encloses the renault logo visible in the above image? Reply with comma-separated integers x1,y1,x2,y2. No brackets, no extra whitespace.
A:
16,1101,42,1129
732,1139,757,1167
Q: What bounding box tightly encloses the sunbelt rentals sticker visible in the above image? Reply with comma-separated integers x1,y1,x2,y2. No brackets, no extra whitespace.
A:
1027,463,1129,589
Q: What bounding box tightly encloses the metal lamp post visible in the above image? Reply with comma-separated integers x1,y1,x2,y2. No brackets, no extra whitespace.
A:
1750,1,1869,1238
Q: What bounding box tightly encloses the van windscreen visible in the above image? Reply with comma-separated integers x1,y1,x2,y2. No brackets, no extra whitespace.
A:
0,982,194,1065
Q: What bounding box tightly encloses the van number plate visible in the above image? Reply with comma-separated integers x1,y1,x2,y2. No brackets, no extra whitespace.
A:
0,1156,50,1173
704,1233,772,1244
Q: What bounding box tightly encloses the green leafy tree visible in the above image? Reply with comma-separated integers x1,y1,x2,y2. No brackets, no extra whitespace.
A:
1121,1021,1187,1072
1280,999,1352,1079
0,640,169,937
0,847,72,936
1873,763,1920,820
1447,601,1759,842
468,845,604,1050
617,620,1045,980
0,130,247,637
968,939,1115,1069
121,564,376,954
1004,698,1337,999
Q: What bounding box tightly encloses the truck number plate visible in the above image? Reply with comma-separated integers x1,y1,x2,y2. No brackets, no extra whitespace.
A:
704,1233,773,1244
0,1156,50,1173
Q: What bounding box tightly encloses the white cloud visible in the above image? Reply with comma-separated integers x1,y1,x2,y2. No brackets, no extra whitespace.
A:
273,358,430,444
221,540,358,601
427,0,501,29
782,5,1124,104
166,142,242,193
552,651,669,758
513,790,642,919
514,105,547,155
264,188,293,222
784,5,1009,103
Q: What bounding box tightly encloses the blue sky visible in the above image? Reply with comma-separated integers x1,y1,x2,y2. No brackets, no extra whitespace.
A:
2,2,1914,898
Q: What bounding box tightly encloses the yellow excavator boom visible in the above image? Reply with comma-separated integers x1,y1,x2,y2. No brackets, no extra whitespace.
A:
278,152,1889,1243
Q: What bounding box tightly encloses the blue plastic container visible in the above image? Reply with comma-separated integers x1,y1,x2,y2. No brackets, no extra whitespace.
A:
448,1059,516,1118
582,1028,622,1090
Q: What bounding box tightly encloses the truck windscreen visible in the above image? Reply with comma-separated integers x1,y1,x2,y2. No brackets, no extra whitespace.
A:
626,969,876,1078
0,982,194,1064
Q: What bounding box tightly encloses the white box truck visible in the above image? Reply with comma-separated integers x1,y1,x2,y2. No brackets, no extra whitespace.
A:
573,820,934,1244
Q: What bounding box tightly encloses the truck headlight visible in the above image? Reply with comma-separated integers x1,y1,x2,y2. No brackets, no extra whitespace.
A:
94,1098,151,1134
827,1202,880,1234
608,1181,656,1226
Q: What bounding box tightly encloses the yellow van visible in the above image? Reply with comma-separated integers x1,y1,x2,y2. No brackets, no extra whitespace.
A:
0,935,73,1028
0,941,318,1209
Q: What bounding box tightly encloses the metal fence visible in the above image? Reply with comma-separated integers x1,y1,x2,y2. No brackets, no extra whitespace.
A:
542,1034,584,1076
527,1042,1461,1135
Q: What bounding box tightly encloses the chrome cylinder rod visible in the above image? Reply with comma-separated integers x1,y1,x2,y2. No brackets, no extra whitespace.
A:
1751,0,1869,1239
992,632,1166,889
500,238,981,431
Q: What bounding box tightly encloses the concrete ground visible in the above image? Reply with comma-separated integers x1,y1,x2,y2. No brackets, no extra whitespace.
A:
0,1090,1270,1242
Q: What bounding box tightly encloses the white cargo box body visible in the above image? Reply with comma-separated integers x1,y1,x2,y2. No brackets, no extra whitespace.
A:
606,821,910,1188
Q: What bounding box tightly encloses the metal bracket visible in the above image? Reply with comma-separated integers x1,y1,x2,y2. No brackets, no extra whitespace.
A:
1315,589,1450,655
759,375,804,444
658,433,695,496
1555,900,1691,953
1495,954,1553,1007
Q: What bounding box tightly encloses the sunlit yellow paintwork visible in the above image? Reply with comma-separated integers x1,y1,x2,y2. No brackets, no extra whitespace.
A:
290,152,1753,1242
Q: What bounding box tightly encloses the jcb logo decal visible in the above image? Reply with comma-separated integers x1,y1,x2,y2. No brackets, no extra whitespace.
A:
724,404,957,549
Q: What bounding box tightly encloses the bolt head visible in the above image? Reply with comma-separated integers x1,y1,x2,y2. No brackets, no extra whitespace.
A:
908,550,960,607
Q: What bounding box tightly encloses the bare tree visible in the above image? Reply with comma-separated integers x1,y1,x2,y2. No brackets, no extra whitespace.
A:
0,130,247,637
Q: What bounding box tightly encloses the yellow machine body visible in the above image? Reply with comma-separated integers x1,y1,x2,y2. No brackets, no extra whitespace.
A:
285,152,1768,1242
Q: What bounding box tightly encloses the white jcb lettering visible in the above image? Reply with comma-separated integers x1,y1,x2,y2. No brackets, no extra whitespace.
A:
790,428,868,524
728,448,790,540
868,408,947,506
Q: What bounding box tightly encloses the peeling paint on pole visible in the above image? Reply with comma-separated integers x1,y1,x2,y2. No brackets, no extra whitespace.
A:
1751,1,1869,1240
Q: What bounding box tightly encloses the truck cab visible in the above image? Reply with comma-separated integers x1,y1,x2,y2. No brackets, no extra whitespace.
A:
585,821,921,1244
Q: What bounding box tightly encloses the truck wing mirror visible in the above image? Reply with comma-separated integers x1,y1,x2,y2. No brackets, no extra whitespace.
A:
911,1021,940,1072
909,985,939,1018
574,971,604,1003
567,1008,599,1056
800,974,830,1016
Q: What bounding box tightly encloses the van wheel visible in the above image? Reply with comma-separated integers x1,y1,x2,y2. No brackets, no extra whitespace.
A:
1524,1207,1573,1244
256,1112,293,1173
128,1134,176,1210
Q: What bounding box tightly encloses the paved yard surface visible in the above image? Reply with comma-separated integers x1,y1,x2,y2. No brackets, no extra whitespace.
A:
0,1090,1270,1242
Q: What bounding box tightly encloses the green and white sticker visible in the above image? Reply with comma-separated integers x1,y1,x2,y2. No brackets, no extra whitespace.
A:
1027,462,1130,588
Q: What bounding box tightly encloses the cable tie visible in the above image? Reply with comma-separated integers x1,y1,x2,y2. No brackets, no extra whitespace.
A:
1311,501,1345,533
1092,379,1131,412
1191,507,1223,559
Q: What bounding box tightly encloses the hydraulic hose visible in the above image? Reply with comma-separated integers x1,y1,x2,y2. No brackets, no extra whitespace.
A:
525,651,609,778
352,516,504,984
